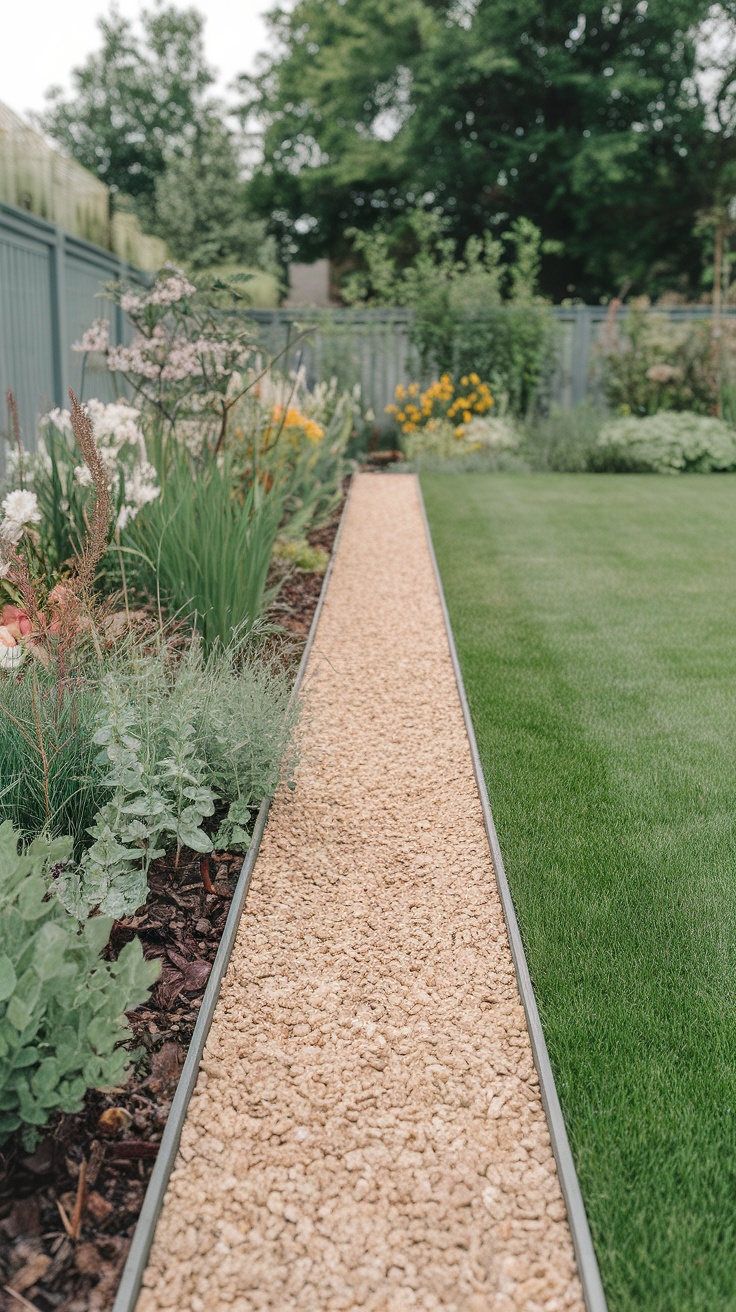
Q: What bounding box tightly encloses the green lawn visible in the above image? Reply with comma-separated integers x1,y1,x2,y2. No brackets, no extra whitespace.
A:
422,472,736,1312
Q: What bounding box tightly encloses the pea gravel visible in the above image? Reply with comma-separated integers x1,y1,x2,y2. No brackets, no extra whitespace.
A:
137,473,584,1312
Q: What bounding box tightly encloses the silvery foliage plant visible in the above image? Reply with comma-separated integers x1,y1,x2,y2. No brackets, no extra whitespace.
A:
57,666,217,919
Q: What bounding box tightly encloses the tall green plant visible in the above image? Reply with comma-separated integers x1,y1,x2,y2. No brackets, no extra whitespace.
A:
124,449,283,649
0,666,105,846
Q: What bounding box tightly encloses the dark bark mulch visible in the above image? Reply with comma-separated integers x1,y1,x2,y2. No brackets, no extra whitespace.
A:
0,497,345,1312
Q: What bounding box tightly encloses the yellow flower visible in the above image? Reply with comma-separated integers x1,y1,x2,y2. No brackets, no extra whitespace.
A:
395,384,406,401
454,425,466,438
463,410,472,423
304,419,324,442
408,382,420,397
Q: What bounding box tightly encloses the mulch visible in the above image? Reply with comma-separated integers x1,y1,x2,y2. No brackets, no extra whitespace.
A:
0,497,346,1312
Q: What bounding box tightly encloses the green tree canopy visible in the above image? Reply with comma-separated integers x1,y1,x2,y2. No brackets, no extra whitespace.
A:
38,4,276,273
243,0,714,299
38,5,215,213
153,117,278,271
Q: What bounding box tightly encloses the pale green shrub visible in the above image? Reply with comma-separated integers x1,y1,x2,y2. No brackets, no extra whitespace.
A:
592,412,736,473
0,822,158,1145
57,638,297,918
402,416,520,463
523,404,604,471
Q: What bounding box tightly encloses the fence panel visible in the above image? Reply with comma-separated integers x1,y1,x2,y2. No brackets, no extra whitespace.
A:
0,213,57,451
247,304,736,426
4,213,736,451
0,201,143,451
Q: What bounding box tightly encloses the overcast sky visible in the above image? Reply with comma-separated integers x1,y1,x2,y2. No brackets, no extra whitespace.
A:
0,0,272,121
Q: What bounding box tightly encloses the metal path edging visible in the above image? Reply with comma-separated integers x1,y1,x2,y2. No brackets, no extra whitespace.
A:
112,480,354,1312
416,477,608,1312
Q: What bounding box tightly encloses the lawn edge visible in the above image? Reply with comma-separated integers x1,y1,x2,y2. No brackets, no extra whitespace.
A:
111,479,355,1312
417,474,608,1312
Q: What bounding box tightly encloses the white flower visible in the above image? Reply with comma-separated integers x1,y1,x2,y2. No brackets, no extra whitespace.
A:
116,504,133,532
40,407,73,436
74,465,94,488
0,489,41,543
72,318,110,354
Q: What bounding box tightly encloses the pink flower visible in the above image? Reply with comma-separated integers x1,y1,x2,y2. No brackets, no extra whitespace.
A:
72,318,110,354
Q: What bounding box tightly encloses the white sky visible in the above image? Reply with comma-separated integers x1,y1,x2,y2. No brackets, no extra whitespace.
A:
0,0,272,121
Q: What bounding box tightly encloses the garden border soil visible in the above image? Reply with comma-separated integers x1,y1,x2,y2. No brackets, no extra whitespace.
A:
110,483,354,1312
417,479,608,1312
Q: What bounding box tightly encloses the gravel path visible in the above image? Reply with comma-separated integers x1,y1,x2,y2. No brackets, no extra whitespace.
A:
138,473,584,1312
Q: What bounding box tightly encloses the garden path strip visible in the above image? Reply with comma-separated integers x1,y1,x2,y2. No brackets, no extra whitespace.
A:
137,473,584,1312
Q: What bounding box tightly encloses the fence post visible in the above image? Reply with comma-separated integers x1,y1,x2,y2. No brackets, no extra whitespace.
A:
115,258,127,348
571,308,592,406
50,226,68,407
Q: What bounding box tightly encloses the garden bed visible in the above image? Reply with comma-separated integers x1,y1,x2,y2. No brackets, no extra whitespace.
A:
0,504,345,1312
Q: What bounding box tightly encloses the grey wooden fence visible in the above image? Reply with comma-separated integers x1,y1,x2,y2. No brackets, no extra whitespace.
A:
0,200,144,448
3,203,735,446
246,304,736,426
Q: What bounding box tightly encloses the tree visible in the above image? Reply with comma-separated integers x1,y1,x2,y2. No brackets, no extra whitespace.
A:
38,4,277,273
38,5,215,220
691,3,736,304
243,0,715,300
153,117,278,270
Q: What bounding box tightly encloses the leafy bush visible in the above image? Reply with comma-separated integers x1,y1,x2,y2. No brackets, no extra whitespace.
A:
343,213,554,416
0,822,158,1145
598,305,729,416
591,412,736,473
273,540,329,573
57,636,297,918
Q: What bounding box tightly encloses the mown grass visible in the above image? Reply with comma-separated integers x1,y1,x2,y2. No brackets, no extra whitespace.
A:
422,472,736,1312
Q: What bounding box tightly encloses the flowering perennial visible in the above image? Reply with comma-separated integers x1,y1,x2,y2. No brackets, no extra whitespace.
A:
0,490,41,545
72,318,110,355
270,404,325,444
41,400,159,532
387,373,494,437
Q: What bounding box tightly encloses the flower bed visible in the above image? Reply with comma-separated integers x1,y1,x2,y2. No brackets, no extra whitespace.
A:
0,266,358,1310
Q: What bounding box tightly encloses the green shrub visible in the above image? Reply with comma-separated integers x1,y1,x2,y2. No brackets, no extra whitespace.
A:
197,643,297,815
412,302,553,419
599,306,729,417
0,822,158,1145
342,212,554,417
273,540,329,573
592,412,736,473
57,636,297,918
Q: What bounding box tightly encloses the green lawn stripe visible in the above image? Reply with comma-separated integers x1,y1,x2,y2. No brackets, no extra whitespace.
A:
422,472,736,1312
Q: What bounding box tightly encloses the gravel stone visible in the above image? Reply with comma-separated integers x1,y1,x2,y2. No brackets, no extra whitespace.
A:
138,474,584,1312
